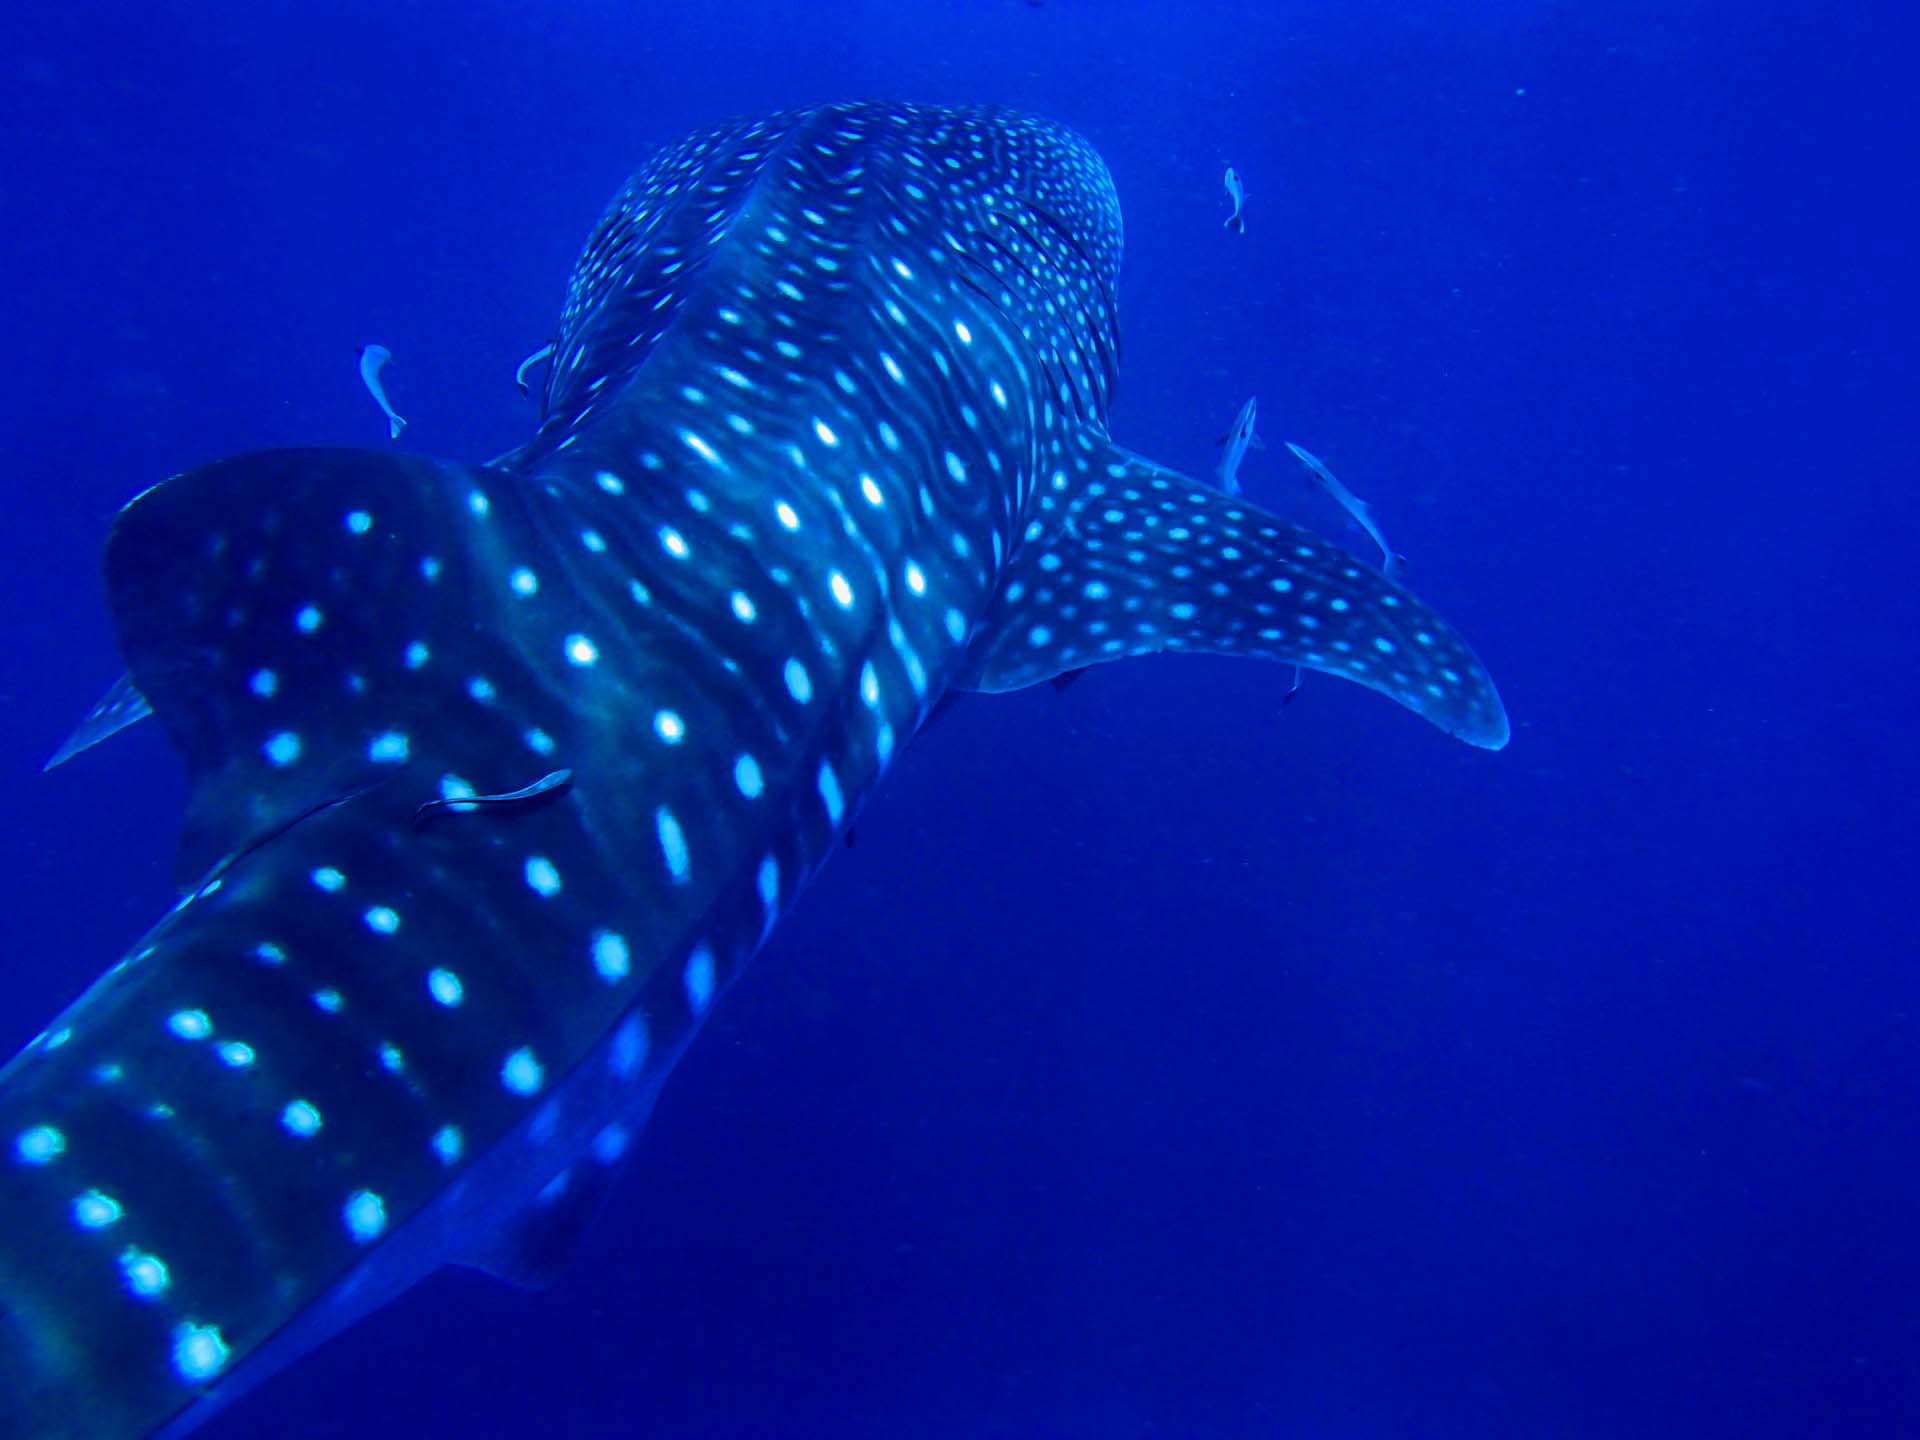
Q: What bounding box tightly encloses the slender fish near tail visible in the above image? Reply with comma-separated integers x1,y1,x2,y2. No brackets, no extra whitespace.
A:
1214,395,1262,495
1284,440,1407,579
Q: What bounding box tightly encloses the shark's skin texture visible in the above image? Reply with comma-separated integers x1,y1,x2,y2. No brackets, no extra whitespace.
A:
0,102,1507,1439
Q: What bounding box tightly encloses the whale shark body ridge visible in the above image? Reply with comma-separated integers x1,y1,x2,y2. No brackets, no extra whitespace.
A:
0,101,1506,1438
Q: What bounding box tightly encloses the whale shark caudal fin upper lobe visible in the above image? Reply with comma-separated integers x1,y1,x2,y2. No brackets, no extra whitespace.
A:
954,437,1510,749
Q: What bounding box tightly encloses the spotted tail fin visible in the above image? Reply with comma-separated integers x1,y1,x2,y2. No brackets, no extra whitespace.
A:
954,442,1509,748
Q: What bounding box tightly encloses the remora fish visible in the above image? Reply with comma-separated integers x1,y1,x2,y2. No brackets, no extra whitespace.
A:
1223,164,1246,233
357,343,407,439
1214,395,1261,495
1283,440,1408,579
0,101,1507,1439
514,341,556,398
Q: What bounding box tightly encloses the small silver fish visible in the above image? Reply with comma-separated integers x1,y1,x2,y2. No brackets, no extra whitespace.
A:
1214,395,1262,495
358,343,407,439
1223,165,1246,234
514,341,556,398
1283,442,1407,579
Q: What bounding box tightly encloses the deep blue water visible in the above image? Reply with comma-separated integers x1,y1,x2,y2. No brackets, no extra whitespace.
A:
2,3,1913,1436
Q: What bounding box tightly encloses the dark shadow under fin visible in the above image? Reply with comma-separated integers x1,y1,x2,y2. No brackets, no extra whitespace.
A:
43,671,153,771
953,435,1509,749
457,1157,627,1291
456,1094,658,1290
1050,666,1090,692
105,446,515,886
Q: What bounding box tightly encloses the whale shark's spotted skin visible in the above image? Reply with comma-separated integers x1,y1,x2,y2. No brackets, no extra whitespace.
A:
0,102,1505,1438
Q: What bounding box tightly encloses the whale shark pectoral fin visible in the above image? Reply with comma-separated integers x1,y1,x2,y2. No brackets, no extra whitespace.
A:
43,670,154,770
105,446,508,883
954,441,1510,749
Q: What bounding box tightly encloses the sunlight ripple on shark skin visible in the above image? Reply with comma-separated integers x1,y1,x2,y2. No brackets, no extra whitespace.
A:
0,101,1508,1440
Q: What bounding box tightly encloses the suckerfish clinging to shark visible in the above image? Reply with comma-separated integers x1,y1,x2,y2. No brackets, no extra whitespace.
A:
0,101,1507,1439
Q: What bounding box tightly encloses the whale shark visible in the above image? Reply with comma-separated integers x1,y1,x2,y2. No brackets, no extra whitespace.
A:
0,100,1507,1438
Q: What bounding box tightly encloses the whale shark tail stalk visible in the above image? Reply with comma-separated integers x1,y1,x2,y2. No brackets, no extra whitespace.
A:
2,100,1505,1439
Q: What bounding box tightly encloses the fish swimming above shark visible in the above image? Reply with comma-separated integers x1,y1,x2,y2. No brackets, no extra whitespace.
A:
1,100,1507,1438
1214,394,1262,495
356,344,407,439
1222,164,1247,233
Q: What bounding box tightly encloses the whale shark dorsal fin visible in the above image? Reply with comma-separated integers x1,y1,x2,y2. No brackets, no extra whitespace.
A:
954,440,1509,749
105,445,513,884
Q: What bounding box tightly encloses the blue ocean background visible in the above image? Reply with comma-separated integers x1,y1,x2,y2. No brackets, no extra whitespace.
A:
1,2,1912,1436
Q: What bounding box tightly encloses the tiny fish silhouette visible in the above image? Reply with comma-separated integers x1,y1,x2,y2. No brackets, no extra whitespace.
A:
358,342,407,438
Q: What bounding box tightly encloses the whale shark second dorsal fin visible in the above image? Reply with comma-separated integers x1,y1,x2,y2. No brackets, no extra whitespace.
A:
952,439,1509,749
